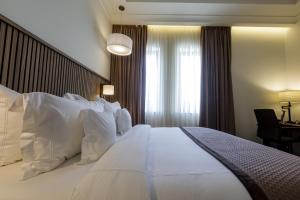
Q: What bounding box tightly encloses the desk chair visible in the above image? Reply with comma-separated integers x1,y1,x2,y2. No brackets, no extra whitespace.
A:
254,109,300,154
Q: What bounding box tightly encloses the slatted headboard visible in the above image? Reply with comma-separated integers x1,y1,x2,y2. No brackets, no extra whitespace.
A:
0,14,108,100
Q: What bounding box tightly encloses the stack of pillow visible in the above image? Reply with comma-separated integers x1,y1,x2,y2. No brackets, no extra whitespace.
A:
0,85,132,180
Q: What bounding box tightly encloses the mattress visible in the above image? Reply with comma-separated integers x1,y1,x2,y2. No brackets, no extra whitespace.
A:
0,154,94,200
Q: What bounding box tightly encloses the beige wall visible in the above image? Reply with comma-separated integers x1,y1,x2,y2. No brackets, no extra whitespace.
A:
0,0,111,79
232,25,300,154
286,21,300,119
285,21,300,154
231,27,288,142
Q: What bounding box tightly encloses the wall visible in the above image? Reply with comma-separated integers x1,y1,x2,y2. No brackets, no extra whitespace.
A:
0,0,111,79
285,21,300,154
232,25,300,154
231,27,288,142
286,21,300,118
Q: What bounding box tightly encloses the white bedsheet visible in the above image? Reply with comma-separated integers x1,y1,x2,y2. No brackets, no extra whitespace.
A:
72,126,252,200
0,155,94,200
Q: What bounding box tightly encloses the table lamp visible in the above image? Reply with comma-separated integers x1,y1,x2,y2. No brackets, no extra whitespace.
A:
102,85,115,96
279,90,300,123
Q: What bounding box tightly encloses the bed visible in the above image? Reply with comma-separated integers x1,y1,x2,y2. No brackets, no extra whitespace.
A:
1,125,298,200
0,126,251,200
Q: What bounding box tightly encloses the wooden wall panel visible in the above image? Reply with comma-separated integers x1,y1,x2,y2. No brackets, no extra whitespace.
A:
66,59,70,92
0,22,6,76
24,37,32,93
0,14,108,99
13,32,23,91
41,47,48,92
55,55,61,96
33,43,41,92
61,57,67,95
1,25,12,85
7,29,17,88
19,35,28,92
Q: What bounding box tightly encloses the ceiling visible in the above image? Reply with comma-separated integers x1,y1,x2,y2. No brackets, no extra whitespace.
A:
99,0,300,26
126,0,298,3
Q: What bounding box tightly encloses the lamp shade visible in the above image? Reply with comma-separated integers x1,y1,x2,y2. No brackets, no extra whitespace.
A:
279,90,300,103
103,85,114,96
107,33,132,56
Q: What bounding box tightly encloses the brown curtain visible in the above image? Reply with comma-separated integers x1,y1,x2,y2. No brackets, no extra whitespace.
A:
200,27,235,134
110,25,147,125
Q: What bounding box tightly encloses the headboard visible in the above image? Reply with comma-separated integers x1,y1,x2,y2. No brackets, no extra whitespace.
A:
0,14,108,100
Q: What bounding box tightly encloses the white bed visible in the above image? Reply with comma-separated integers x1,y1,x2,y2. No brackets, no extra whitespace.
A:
0,126,251,200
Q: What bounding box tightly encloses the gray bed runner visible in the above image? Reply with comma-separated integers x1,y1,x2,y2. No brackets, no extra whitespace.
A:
181,127,300,200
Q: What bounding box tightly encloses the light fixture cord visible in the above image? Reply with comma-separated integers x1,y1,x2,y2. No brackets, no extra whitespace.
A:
120,7,123,33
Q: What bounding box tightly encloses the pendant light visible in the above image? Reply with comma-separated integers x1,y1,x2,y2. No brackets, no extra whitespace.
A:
107,5,133,56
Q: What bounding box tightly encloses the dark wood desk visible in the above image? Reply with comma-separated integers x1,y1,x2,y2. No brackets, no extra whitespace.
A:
277,122,300,154
279,122,300,130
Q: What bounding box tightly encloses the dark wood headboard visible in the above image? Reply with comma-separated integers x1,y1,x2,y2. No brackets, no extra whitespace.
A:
0,14,108,100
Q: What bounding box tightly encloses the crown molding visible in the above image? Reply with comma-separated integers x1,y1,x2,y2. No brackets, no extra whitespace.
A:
101,0,300,26
109,14,297,26
127,0,298,4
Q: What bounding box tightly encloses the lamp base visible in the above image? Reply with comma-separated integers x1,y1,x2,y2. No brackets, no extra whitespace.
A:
282,101,292,123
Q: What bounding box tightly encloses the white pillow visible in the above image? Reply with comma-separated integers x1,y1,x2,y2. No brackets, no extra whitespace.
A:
105,101,121,113
0,85,23,166
97,98,121,114
64,93,104,112
76,100,104,112
116,108,132,135
63,93,88,102
20,92,87,180
80,109,116,164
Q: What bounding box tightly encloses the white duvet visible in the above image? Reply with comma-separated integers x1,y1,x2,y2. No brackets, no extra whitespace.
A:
71,125,252,200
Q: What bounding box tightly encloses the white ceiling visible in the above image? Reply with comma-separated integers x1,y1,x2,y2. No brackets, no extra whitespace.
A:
99,0,300,26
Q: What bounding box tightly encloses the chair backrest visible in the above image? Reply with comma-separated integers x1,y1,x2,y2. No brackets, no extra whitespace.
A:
254,109,280,140
254,109,279,128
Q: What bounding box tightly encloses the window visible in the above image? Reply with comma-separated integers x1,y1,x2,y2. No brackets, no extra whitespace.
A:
145,46,162,113
145,26,201,127
174,45,201,114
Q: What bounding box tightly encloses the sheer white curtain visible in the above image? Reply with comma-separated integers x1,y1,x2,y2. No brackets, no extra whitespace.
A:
145,26,201,127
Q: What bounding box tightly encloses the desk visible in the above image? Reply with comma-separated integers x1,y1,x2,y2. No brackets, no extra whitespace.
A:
279,123,300,143
279,122,300,129
277,123,300,154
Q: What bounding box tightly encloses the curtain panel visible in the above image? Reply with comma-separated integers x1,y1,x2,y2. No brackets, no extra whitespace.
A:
110,25,147,125
200,27,236,134
145,26,201,127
